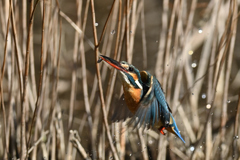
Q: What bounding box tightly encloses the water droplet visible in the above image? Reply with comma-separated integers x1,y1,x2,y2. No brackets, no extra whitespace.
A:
206,104,211,109
149,139,153,144
95,23,99,26
227,100,231,103
190,146,195,151
234,135,239,139
188,50,194,55
111,30,115,34
129,153,132,156
191,62,197,68
201,93,206,99
198,29,203,33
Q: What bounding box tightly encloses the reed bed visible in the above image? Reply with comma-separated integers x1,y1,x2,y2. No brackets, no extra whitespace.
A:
0,0,240,159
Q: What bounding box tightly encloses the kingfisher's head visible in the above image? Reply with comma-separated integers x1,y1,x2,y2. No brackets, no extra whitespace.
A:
99,55,143,89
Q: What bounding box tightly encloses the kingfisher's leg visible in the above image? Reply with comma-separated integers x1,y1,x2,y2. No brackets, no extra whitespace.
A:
159,126,166,135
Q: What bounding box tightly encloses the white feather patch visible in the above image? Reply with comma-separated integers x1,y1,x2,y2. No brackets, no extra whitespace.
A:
120,71,142,89
135,80,143,89
120,71,130,85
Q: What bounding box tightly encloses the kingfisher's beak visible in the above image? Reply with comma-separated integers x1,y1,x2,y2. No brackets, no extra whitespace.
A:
99,55,128,73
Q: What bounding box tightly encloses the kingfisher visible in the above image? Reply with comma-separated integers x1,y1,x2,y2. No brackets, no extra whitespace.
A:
98,55,185,143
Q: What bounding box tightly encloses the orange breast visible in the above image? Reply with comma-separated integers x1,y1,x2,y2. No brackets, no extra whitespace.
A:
122,83,142,113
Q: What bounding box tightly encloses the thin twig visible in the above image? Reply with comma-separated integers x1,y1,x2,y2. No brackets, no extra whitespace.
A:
97,0,117,47
29,0,40,22
80,14,96,160
125,0,130,62
90,0,120,159
170,147,189,160
0,0,6,34
140,0,147,70
56,0,63,156
9,0,29,159
137,128,149,160
128,0,137,61
233,93,240,159
68,0,82,130
27,0,45,153
205,27,217,160
59,10,97,51
0,1,11,158
221,0,236,151
162,0,178,91
70,130,91,160
155,0,168,81
28,131,49,154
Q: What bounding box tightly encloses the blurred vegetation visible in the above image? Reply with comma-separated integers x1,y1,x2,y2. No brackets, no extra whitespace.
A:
0,0,240,159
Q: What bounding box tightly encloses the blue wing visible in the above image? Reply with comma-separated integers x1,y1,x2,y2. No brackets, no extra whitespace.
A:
128,72,171,130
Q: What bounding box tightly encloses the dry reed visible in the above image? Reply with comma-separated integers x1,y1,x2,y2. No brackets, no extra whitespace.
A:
0,0,239,159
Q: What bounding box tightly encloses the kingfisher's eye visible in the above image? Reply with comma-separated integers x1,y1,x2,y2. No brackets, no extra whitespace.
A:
129,67,133,72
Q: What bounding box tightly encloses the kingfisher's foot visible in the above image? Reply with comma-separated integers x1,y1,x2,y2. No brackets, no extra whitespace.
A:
159,127,166,135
